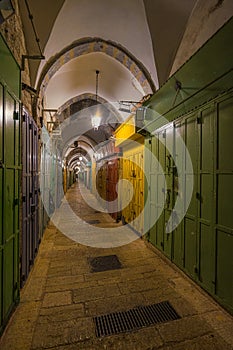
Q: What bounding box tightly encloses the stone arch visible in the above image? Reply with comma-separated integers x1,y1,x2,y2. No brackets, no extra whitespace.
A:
57,93,123,123
37,37,156,97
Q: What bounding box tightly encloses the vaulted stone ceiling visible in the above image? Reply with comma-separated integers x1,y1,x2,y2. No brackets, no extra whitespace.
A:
18,0,198,157
19,0,197,96
19,0,233,164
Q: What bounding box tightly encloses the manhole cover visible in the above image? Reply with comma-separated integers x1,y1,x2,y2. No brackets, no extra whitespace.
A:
93,301,180,337
86,219,101,224
89,255,122,273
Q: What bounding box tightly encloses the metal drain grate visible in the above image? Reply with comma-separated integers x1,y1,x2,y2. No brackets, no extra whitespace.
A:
89,255,122,273
93,301,180,337
86,219,101,224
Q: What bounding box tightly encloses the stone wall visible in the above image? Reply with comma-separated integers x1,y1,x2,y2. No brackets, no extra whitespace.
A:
170,0,233,75
0,0,32,114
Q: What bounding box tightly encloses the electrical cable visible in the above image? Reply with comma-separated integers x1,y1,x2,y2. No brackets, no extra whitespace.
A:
24,0,43,56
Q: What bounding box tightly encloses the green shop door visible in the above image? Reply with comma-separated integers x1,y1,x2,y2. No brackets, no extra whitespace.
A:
163,125,174,259
183,114,198,279
197,105,215,293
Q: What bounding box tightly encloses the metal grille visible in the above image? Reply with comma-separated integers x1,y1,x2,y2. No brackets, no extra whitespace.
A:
86,219,101,224
89,255,122,273
93,301,180,337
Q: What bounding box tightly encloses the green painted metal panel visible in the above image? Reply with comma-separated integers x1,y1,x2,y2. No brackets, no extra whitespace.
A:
0,83,3,161
14,170,19,232
0,35,21,334
5,92,15,167
200,108,214,172
4,169,14,239
142,17,233,132
157,142,166,249
172,120,184,267
144,138,150,236
0,167,2,325
172,223,183,268
164,211,172,257
3,240,14,318
0,168,2,245
156,211,164,251
184,115,198,217
163,127,174,258
158,132,166,169
183,113,198,278
197,106,215,294
13,231,19,302
145,137,158,245
0,249,2,325
217,174,233,229
218,97,233,171
185,115,198,173
14,102,20,167
200,174,213,221
142,19,233,313
0,34,20,98
184,217,197,278
156,132,166,251
216,230,233,309
199,223,215,293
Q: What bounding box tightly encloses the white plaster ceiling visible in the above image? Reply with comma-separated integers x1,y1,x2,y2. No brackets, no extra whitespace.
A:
44,52,145,109
36,0,158,88
19,0,199,92
18,0,198,153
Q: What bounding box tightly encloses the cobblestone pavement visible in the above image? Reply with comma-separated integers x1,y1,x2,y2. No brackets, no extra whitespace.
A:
1,183,233,350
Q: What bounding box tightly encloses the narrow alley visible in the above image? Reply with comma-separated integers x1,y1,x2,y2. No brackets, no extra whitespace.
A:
1,2,233,349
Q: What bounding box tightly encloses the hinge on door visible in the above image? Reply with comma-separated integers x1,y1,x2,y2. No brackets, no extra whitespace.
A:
22,113,26,122
0,160,3,168
197,115,202,124
13,111,19,120
29,123,32,129
149,139,152,144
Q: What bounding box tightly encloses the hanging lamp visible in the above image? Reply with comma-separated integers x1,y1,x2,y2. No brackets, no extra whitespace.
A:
91,70,101,130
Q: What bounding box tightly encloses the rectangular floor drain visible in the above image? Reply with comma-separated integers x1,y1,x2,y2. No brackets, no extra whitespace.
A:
89,255,122,273
86,219,101,224
93,301,180,337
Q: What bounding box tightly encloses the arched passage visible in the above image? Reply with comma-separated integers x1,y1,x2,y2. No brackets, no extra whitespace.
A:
37,38,156,98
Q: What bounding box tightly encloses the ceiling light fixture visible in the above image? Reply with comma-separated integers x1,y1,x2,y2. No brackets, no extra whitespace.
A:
91,70,101,131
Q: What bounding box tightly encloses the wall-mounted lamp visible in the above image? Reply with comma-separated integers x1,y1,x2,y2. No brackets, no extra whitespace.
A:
91,70,101,130
119,100,138,114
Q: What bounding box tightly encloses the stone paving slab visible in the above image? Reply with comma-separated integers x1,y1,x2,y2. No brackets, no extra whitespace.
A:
0,184,233,350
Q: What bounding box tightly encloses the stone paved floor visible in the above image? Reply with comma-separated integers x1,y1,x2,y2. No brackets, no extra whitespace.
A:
1,183,233,350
